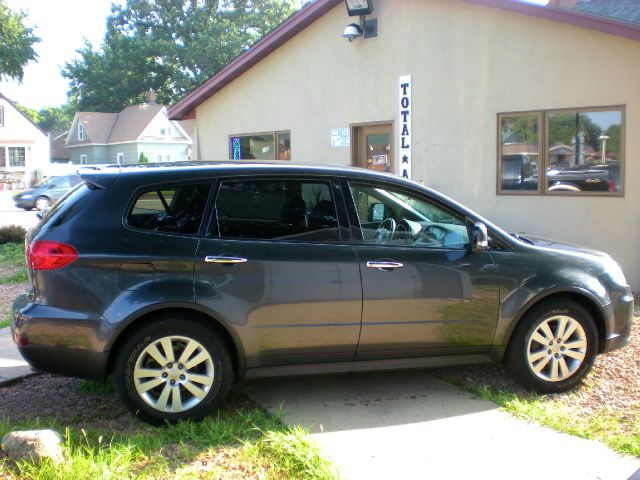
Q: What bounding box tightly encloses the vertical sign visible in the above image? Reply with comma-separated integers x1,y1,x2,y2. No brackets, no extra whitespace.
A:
398,75,412,179
231,137,241,160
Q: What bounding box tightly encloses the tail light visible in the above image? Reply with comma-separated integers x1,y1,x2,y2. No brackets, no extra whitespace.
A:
28,241,78,270
608,180,615,192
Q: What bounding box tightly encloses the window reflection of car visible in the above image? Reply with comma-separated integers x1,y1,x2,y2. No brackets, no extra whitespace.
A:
546,165,613,192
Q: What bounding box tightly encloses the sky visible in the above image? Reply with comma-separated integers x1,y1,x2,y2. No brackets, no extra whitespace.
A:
0,0,120,110
0,0,549,111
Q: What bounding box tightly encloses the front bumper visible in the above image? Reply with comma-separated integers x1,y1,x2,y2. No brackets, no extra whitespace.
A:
601,288,634,353
11,294,113,381
13,198,35,209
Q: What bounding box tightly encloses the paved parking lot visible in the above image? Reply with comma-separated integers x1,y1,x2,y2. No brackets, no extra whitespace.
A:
0,190,40,229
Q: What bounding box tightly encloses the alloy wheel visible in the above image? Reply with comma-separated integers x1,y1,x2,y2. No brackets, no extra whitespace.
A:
133,335,215,413
526,315,587,382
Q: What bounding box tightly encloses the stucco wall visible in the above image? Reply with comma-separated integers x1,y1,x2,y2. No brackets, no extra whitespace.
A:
194,0,640,289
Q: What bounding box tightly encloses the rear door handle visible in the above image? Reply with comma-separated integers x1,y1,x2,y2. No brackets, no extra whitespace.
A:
204,256,248,264
366,261,404,270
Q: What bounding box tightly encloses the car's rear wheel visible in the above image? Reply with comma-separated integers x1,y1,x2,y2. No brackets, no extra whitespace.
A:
35,196,51,211
505,299,598,393
113,317,233,425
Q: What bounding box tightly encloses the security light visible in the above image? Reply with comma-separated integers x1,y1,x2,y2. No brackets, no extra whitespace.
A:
345,0,373,16
342,23,363,41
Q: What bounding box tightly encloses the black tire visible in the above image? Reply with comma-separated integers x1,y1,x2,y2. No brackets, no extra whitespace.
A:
113,316,234,425
505,298,598,393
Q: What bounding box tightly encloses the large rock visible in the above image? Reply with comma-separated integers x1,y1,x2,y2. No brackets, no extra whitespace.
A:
1,429,64,464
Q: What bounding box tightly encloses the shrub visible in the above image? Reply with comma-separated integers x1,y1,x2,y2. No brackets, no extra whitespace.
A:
0,225,27,244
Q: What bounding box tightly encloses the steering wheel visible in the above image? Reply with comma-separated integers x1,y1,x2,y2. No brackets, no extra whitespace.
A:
374,218,397,243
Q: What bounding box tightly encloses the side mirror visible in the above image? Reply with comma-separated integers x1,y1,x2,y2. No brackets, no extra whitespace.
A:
48,184,56,189
36,210,45,220
471,222,488,253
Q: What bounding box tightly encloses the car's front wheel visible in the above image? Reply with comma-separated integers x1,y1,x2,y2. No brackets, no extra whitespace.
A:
35,196,51,211
505,299,598,393
113,316,233,425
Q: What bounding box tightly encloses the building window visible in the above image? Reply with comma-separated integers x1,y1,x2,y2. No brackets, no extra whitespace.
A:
116,152,124,164
78,123,85,140
160,128,166,136
498,106,624,195
0,106,4,127
0,148,5,167
229,131,291,160
8,147,25,167
80,154,87,165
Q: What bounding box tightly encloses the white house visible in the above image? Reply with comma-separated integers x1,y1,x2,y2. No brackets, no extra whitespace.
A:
0,92,50,186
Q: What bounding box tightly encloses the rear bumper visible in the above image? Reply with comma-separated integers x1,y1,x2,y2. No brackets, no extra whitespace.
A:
13,199,35,209
12,294,113,381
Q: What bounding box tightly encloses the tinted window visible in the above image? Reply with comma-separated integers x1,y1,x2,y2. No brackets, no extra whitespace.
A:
350,183,469,249
215,179,340,242
128,183,211,235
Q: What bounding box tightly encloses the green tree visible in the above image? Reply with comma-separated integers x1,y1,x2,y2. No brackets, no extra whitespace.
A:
0,1,39,81
139,151,149,164
548,113,602,150
63,0,297,112
37,104,76,132
13,101,40,125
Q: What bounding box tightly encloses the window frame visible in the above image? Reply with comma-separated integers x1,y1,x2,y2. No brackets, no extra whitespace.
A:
79,154,87,165
78,123,85,141
497,105,625,197
7,147,26,168
228,131,291,161
345,179,473,251
116,152,124,164
0,106,4,127
208,175,349,244
124,181,214,238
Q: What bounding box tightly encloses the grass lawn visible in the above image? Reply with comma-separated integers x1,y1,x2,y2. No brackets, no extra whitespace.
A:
0,386,335,479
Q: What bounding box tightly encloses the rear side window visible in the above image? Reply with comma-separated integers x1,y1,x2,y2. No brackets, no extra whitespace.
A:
39,183,92,228
215,179,340,242
128,183,211,235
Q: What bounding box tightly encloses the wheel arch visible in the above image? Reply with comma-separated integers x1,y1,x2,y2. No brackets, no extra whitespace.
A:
501,289,608,358
105,305,245,378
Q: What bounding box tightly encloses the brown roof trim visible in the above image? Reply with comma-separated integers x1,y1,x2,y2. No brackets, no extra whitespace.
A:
168,0,342,119
463,0,640,41
168,0,640,120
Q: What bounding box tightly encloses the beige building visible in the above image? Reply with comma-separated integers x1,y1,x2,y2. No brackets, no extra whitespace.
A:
169,0,640,289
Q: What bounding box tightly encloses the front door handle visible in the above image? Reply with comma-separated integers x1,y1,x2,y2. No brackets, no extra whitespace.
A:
204,256,248,264
366,260,404,270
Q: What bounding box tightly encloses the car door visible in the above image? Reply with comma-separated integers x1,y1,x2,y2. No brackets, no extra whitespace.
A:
346,180,500,360
49,175,72,202
195,176,362,368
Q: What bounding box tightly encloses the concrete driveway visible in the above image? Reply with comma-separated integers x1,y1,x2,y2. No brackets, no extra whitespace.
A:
242,370,640,480
0,190,40,229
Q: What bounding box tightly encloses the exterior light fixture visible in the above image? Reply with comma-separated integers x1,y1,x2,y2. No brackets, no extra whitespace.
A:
342,0,377,41
345,0,374,16
342,23,363,41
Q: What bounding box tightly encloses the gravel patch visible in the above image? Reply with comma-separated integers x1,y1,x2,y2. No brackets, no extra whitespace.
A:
0,284,24,321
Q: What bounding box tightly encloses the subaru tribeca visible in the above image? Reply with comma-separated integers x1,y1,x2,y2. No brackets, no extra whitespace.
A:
12,163,633,424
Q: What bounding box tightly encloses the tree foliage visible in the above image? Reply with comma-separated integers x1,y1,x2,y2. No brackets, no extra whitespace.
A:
13,101,75,132
62,0,297,112
0,1,39,81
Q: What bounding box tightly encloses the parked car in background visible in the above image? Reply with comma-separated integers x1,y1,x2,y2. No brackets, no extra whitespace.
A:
11,163,633,424
13,174,82,210
501,154,616,192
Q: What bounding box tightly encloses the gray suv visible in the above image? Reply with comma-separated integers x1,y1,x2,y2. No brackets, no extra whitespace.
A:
12,163,633,424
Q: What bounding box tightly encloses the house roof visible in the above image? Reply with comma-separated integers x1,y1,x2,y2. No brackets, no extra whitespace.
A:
50,130,69,160
75,112,118,144
108,103,164,143
72,103,164,145
168,0,640,120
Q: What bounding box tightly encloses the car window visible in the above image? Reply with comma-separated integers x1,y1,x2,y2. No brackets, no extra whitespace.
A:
349,183,469,249
127,183,211,235
215,179,340,242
